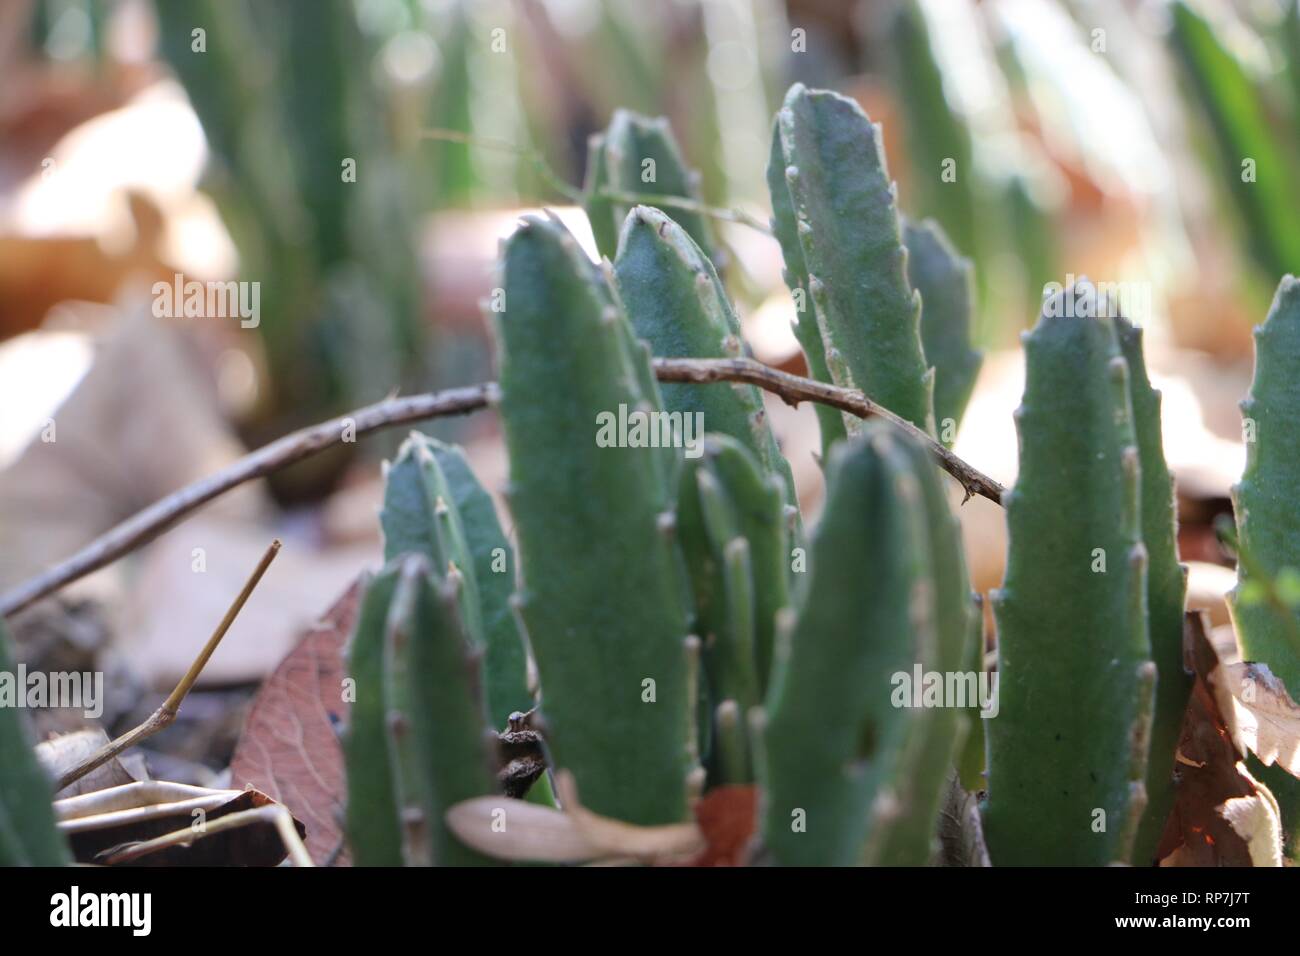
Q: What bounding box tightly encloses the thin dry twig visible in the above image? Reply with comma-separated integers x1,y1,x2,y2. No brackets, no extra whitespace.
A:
0,360,1003,617
653,357,1004,505
54,541,282,791
0,385,492,616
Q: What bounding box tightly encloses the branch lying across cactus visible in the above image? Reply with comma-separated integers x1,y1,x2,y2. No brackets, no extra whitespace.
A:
0,358,1003,619
615,205,798,517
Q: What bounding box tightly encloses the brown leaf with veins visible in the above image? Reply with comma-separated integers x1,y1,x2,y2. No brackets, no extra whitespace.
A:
229,578,364,866
1155,612,1283,866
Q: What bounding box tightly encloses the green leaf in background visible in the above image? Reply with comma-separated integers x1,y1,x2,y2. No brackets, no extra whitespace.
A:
1170,0,1300,280
887,1,979,275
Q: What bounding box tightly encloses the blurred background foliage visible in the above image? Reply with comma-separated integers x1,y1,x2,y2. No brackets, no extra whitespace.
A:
2,0,1300,498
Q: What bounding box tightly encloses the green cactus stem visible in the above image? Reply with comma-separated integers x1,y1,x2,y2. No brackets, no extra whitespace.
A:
767,121,847,460
494,213,693,825
381,433,530,727
771,83,935,437
676,435,792,784
614,204,798,517
585,110,719,268
903,218,982,445
761,423,948,865
983,282,1154,866
1114,313,1192,865
1227,275,1300,859
344,557,499,866
874,430,979,865
343,566,403,866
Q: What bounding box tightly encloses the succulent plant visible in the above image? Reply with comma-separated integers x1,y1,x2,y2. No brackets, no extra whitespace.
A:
1226,275,1300,858
327,87,1230,868
982,281,1155,866
0,76,1253,870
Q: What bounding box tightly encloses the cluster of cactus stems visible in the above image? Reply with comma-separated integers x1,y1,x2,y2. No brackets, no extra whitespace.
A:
333,82,1300,867
12,81,1300,867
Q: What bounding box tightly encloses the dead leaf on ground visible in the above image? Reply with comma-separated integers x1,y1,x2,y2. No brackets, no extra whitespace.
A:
935,772,991,867
56,780,303,866
228,578,364,866
0,303,267,594
445,770,705,865
37,727,148,798
1155,612,1283,866
681,785,758,867
1209,657,1300,780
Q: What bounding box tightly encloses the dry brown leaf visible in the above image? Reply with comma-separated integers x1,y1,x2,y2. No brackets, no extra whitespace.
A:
228,578,364,866
935,772,991,867
0,304,266,593
682,784,758,867
1156,612,1283,866
445,796,604,863
37,727,147,798
1219,765,1284,868
55,781,303,866
1210,659,1300,778
445,770,705,865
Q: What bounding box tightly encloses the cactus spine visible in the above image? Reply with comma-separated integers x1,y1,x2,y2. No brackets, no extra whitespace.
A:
761,423,963,865
771,83,935,437
983,282,1154,865
614,204,798,515
1114,314,1192,865
494,214,693,825
381,434,530,727
904,218,983,445
0,621,69,866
